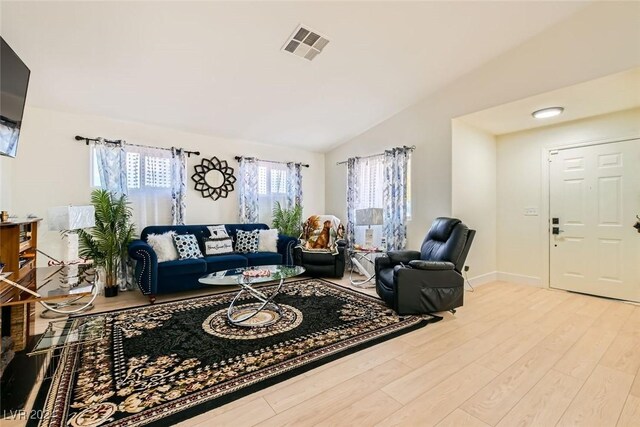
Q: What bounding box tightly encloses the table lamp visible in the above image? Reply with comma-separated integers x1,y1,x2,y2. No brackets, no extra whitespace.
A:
355,208,383,248
47,205,96,262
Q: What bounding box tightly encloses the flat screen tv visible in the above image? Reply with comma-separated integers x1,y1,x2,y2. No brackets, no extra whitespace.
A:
0,37,30,158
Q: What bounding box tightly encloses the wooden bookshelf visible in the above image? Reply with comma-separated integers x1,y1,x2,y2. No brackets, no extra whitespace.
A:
0,218,41,352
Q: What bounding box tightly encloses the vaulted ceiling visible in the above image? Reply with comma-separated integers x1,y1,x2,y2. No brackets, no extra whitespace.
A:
0,1,589,151
459,67,640,135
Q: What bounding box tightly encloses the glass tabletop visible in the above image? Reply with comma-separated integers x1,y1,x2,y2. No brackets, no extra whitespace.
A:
200,264,305,286
0,264,96,307
36,264,96,295
29,315,106,355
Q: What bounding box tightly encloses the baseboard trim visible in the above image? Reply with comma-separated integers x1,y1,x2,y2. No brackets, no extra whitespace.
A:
467,271,497,287
497,272,543,287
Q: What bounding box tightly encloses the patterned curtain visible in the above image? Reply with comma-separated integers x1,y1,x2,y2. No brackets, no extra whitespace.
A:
286,162,303,208
383,147,411,250
237,156,259,223
346,157,360,247
93,138,127,196
171,147,187,225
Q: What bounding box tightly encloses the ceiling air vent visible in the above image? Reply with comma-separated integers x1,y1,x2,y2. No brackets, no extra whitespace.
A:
282,24,329,61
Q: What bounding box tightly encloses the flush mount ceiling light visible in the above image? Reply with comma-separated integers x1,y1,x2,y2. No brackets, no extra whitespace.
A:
282,24,329,61
532,107,564,119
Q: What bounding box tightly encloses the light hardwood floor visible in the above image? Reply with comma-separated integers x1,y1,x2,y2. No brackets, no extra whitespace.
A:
7,279,640,426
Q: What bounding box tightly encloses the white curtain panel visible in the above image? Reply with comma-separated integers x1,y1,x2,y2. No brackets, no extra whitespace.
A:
170,147,187,225
93,139,127,195
383,147,411,250
286,162,303,208
346,155,385,247
237,157,259,223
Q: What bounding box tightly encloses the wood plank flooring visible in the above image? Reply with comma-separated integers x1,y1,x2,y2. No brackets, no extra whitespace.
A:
5,279,640,426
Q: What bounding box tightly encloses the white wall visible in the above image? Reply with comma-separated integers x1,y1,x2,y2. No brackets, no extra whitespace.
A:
325,1,640,251
496,108,640,286
0,155,13,212
9,106,325,262
452,120,496,283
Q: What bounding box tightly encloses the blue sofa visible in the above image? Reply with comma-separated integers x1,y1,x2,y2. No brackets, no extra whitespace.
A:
128,223,297,302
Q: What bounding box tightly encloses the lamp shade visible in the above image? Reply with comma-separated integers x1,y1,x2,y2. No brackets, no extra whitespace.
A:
355,208,383,226
48,205,96,231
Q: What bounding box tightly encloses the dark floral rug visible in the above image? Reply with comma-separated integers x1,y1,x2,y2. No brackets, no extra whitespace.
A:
31,279,438,427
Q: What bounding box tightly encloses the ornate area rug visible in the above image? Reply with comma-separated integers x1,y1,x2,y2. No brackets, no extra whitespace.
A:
31,279,437,427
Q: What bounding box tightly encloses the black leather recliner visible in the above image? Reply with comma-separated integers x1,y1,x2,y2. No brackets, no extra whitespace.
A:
375,217,475,315
293,240,347,278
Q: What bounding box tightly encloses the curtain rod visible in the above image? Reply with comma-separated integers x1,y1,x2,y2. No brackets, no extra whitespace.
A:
75,135,201,158
234,156,310,168
336,145,416,165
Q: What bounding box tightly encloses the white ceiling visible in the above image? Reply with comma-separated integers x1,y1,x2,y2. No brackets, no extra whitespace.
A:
0,1,589,152
459,67,640,135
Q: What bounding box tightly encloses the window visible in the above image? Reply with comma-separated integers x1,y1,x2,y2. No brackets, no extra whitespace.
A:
257,162,289,224
90,145,176,230
257,166,288,196
91,147,172,190
349,153,412,247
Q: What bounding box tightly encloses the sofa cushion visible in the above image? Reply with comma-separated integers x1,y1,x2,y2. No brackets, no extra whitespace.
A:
244,252,283,266
173,234,204,259
146,231,179,262
203,237,234,256
235,229,260,253
207,225,230,238
157,259,207,278
204,255,248,273
258,229,279,252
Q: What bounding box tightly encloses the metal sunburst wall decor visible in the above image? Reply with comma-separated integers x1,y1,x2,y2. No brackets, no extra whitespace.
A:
191,157,236,200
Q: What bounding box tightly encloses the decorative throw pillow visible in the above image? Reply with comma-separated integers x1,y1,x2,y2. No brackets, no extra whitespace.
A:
235,229,259,254
204,236,234,255
258,229,279,252
146,231,179,263
172,234,204,259
207,225,229,239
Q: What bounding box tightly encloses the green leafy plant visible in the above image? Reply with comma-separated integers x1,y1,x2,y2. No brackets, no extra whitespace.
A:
78,189,135,289
272,202,303,238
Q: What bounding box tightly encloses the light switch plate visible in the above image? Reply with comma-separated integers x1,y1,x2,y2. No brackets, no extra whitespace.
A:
524,207,539,216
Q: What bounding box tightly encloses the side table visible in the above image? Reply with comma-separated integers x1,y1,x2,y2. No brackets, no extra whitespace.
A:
349,249,384,288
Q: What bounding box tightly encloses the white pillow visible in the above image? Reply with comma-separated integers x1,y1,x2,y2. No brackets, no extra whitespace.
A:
258,229,279,253
207,225,229,238
204,236,234,255
146,231,179,263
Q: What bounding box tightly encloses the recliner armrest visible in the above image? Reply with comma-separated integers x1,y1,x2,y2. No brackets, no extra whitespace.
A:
277,235,299,266
408,260,455,271
388,250,421,264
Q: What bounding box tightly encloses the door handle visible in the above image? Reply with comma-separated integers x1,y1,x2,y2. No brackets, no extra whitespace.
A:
552,227,564,235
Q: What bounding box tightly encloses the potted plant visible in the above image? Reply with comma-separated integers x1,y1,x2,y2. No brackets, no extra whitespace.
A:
272,202,303,238
78,189,135,297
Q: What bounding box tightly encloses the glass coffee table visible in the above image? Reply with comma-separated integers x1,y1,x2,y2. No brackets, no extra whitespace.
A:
28,315,106,379
199,265,305,327
0,264,97,318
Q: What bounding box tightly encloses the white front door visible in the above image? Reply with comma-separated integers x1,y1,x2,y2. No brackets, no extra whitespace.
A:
549,139,640,302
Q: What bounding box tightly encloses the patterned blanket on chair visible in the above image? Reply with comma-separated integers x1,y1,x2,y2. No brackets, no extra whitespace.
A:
298,215,345,255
